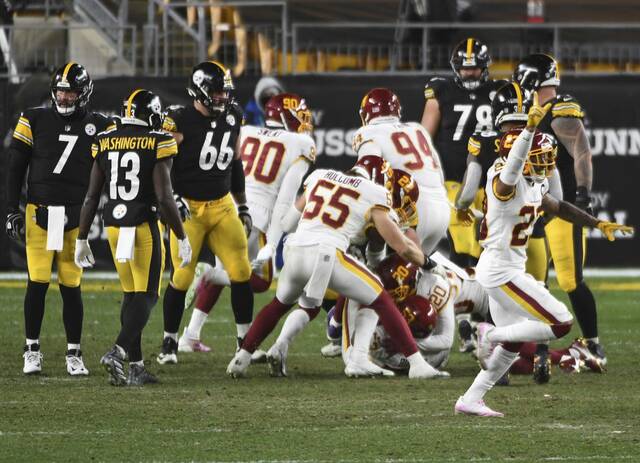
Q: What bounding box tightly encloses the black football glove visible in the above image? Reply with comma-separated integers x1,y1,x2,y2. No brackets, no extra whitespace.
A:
6,211,25,242
238,204,252,237
575,186,593,215
173,194,191,222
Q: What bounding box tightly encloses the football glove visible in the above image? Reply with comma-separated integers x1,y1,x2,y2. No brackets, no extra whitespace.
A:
526,91,552,128
6,211,25,242
252,243,275,270
596,221,634,241
74,239,95,269
238,204,252,237
178,237,192,268
455,208,475,226
173,194,191,222
574,187,593,215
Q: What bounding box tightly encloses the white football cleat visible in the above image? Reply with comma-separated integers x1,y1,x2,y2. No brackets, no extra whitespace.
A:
227,349,251,378
476,322,496,370
344,358,395,378
266,344,288,377
178,328,212,353
320,342,342,358
23,344,43,375
408,359,450,379
455,396,504,417
66,349,89,376
251,349,268,364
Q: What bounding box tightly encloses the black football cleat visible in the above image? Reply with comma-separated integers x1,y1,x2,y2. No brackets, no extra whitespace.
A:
495,372,510,386
156,337,178,365
458,319,476,353
127,364,159,386
586,340,608,367
101,346,127,386
533,344,551,385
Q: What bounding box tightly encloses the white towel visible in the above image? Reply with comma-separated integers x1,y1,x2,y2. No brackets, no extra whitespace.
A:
46,206,65,251
115,227,136,262
303,244,336,301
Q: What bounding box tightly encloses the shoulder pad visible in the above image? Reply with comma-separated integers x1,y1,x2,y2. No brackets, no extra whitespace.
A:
551,94,583,119
424,77,446,99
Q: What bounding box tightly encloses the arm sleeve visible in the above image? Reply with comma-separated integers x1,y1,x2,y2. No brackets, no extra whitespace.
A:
6,147,30,212
265,159,310,246
499,129,534,186
416,300,455,353
230,158,245,194
547,168,563,200
456,161,482,209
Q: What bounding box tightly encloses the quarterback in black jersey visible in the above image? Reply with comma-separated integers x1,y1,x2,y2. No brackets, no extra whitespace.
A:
513,53,608,365
421,38,505,266
158,61,254,364
5,62,111,376
75,89,190,386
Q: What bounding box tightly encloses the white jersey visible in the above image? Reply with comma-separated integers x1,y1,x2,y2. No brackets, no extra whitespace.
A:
240,125,316,231
287,169,392,252
476,159,549,287
353,117,447,200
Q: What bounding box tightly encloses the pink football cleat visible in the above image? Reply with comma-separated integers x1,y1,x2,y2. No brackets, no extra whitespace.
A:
455,397,504,417
178,329,212,353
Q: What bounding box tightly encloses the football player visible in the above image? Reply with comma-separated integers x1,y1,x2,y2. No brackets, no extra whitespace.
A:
177,92,316,352
5,62,112,376
75,89,191,386
455,93,632,417
513,53,609,365
157,61,254,364
353,88,449,259
227,156,449,379
421,38,506,267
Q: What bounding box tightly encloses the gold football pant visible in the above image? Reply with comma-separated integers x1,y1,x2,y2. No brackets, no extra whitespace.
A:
170,193,251,291
107,221,165,294
525,219,549,282
445,181,483,258
25,203,82,286
545,217,587,292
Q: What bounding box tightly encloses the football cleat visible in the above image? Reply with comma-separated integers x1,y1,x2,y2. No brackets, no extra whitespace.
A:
23,344,43,375
227,349,251,378
570,338,606,373
455,397,504,418
127,364,159,386
65,349,89,376
100,346,127,386
476,322,496,370
266,343,289,377
558,354,582,374
344,357,395,378
251,350,268,364
408,359,450,379
320,342,342,358
495,372,510,386
458,320,476,353
532,345,551,384
156,337,178,364
586,340,608,368
178,328,212,353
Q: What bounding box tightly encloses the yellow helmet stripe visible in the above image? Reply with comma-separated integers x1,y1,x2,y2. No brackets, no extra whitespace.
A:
126,89,144,118
466,38,474,60
61,62,76,81
208,60,227,72
512,82,523,113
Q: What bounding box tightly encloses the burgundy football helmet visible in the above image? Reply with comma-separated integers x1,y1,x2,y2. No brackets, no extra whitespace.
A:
359,88,401,125
499,128,557,182
349,155,393,187
265,93,313,133
398,294,438,339
376,254,418,303
389,168,420,227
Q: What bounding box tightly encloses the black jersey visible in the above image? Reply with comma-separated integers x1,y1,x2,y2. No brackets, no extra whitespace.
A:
537,94,584,204
163,102,243,201
93,122,178,227
424,77,506,183
467,129,502,187
10,106,112,206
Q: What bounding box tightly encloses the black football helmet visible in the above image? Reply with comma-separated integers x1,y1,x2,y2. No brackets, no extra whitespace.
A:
512,53,560,91
121,89,164,130
187,61,234,112
450,38,491,90
50,62,93,116
491,82,531,129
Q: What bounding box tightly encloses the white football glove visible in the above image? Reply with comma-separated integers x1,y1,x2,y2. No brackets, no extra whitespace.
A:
74,239,95,269
252,243,275,269
178,237,192,268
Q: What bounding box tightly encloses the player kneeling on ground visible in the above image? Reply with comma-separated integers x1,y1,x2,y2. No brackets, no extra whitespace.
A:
454,93,632,417
75,90,191,386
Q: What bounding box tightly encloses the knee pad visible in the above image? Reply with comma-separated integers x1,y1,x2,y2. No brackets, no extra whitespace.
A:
227,260,252,283
250,272,271,293
551,321,573,339
171,268,195,292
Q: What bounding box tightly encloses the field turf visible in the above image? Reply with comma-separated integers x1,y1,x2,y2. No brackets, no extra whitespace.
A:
1,277,639,463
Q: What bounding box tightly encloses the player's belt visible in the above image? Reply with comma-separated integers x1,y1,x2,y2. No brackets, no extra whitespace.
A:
185,193,232,217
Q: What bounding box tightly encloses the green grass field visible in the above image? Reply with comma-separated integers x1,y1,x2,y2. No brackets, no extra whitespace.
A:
1,277,639,463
